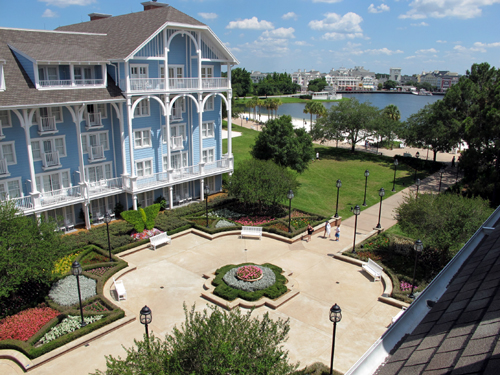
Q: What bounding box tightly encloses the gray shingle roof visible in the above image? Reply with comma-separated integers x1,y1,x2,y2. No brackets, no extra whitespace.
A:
56,6,206,60
9,41,108,63
376,221,500,375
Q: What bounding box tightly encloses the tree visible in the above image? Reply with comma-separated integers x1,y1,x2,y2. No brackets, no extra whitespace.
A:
252,115,314,173
443,62,500,204
270,98,283,119
93,304,298,375
307,77,327,92
247,96,260,121
377,83,383,90
0,201,66,298
394,192,492,264
229,159,300,209
303,102,326,132
401,100,460,161
380,104,402,150
383,80,398,90
231,68,252,98
311,98,379,151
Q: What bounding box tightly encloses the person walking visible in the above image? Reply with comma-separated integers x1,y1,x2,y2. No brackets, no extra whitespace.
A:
306,224,314,242
334,224,341,241
323,221,331,238
316,152,319,161
451,156,455,168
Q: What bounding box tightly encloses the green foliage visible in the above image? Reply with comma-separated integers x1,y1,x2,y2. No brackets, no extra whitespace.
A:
93,303,298,375
394,192,493,263
0,201,67,299
304,102,327,132
252,115,314,173
294,362,342,375
231,67,253,97
383,80,398,90
120,204,161,232
254,72,299,96
307,77,328,92
228,159,300,210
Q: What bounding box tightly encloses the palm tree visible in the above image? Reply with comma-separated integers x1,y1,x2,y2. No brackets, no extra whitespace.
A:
257,98,264,123
382,104,401,150
264,98,273,122
272,98,282,119
304,102,314,131
304,102,326,132
248,96,259,121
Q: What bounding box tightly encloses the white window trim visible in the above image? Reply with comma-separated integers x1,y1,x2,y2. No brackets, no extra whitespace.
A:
202,121,215,139
86,103,107,119
204,96,214,111
134,128,152,149
35,168,71,193
135,158,153,177
0,64,5,92
31,135,67,161
202,147,215,164
0,141,17,165
84,161,113,181
201,65,214,78
163,123,187,143
32,107,64,124
206,176,216,192
0,177,23,199
167,151,188,171
137,191,154,208
168,65,184,78
0,110,12,127
134,100,150,118
81,131,110,154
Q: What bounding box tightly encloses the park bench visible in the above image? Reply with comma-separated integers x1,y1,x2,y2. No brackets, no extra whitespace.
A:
403,152,412,157
241,226,262,239
112,277,127,301
149,232,171,250
362,258,383,281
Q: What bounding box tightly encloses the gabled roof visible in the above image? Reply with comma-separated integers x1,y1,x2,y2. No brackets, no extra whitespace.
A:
56,6,206,60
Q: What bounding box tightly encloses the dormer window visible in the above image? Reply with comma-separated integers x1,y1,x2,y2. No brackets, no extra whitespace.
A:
36,63,105,89
38,66,63,87
75,66,94,85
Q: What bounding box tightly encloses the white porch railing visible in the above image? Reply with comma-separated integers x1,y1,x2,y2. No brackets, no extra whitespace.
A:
119,77,229,92
38,117,57,133
136,172,170,189
7,196,34,211
74,79,104,87
86,113,102,128
171,136,183,150
40,186,82,207
39,79,104,88
42,151,60,168
87,177,123,197
204,158,230,172
39,80,72,87
202,77,229,89
121,78,165,92
0,159,7,175
89,145,105,161
169,78,198,90
170,165,201,181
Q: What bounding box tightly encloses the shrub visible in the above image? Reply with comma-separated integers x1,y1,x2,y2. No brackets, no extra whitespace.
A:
121,204,161,232
49,275,97,307
39,315,103,345
0,281,51,320
215,219,236,228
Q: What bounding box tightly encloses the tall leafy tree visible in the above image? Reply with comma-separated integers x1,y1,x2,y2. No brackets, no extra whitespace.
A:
252,115,314,173
307,77,328,92
247,96,259,121
303,102,326,132
380,104,402,150
311,98,379,151
231,67,252,98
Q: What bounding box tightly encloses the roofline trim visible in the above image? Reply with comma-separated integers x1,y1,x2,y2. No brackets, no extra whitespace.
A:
0,26,107,36
206,26,239,65
8,44,37,64
0,98,126,110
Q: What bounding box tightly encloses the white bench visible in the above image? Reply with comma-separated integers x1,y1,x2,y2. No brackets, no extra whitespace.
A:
150,232,172,250
112,277,127,301
362,258,383,281
241,226,262,240
403,152,412,157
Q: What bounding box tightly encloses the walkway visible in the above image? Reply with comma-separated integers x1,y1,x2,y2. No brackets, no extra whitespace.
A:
0,168,460,375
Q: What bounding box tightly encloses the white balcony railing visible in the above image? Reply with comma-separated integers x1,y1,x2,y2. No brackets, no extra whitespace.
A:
39,80,72,87
170,165,201,181
123,78,165,92
6,196,34,211
74,79,104,87
89,145,105,161
205,158,230,172
120,77,229,93
0,159,8,175
39,79,104,88
171,136,183,150
86,113,102,128
202,77,229,89
42,151,60,169
38,117,57,134
169,78,198,90
87,177,123,197
40,186,82,207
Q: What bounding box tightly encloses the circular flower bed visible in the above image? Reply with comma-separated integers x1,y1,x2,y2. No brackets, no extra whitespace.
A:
49,275,96,306
223,266,275,292
236,265,263,281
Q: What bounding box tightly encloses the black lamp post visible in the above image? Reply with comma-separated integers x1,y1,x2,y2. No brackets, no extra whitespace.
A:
140,305,152,347
456,165,460,183
352,205,360,253
204,184,210,228
329,304,342,375
287,189,294,233
415,178,421,198
392,159,398,192
438,167,445,193
334,180,341,218
104,213,112,261
375,188,385,229
414,152,420,181
362,170,369,206
71,261,86,328
409,239,423,299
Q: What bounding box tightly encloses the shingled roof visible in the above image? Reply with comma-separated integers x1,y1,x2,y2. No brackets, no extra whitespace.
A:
56,5,206,60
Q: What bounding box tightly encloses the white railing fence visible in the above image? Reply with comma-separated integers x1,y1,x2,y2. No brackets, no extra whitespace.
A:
42,151,60,168
38,117,57,133
89,145,104,161
86,112,102,127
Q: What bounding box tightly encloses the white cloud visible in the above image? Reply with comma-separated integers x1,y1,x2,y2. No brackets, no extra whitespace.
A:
474,41,500,48
237,27,297,57
282,12,298,20
312,0,343,2
295,41,313,46
226,17,274,30
368,3,390,13
365,48,403,55
38,0,95,7
322,32,364,40
42,9,58,17
411,22,429,26
309,12,363,33
198,13,218,20
405,55,416,59
436,40,447,43
399,0,500,20
262,27,295,39
415,48,439,53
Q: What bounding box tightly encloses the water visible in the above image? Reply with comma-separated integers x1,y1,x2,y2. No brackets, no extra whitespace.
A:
253,93,441,122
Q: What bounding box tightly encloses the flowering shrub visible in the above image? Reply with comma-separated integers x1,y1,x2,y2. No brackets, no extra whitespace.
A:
363,236,390,251
223,266,276,292
290,210,310,218
0,305,60,341
39,315,103,345
400,281,417,292
268,222,290,232
356,251,383,262
131,228,163,241
215,219,236,228
291,217,311,229
233,216,275,226
53,252,82,276
209,208,245,219
236,265,263,281
83,300,109,313
49,276,96,306
86,267,112,277
80,252,110,266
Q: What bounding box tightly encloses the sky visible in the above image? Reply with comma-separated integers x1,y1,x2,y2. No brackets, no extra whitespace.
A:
1,0,500,76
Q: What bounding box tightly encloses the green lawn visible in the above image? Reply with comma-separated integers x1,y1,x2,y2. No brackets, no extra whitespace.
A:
223,124,430,218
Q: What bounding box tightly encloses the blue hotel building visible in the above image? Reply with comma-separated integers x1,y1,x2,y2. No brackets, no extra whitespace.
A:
0,1,238,229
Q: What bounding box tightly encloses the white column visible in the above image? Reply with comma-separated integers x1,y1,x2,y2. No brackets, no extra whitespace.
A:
200,178,204,201
169,186,173,210
133,194,138,210
197,32,202,90
84,202,91,230
227,91,232,157
69,63,75,87
125,61,130,93
164,29,169,91
165,96,171,173
199,95,203,165
18,110,38,194
127,98,135,177
72,105,86,180
119,103,127,175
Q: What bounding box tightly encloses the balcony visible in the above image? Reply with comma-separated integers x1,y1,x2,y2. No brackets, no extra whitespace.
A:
42,151,61,170
38,117,58,135
120,77,229,93
0,120,4,140
202,78,229,89
87,177,123,198
38,79,104,89
128,78,165,92
5,195,33,212
88,145,105,162
171,136,183,150
39,186,82,207
0,159,8,176
85,113,103,130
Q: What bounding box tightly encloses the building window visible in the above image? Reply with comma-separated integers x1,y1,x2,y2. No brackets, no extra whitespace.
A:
202,122,214,138
202,148,215,164
168,65,184,79
91,197,114,218
31,136,66,160
134,129,151,149
86,103,107,119
169,152,188,170
134,100,150,117
137,191,153,208
130,65,148,79
163,123,186,143
81,131,109,153
35,170,70,193
0,110,11,127
171,98,185,120
136,159,153,177
74,66,94,83
204,96,214,111
0,142,16,164
206,176,216,192
44,206,74,226
38,66,59,83
85,162,112,182
0,178,22,199
173,182,189,202
201,66,213,78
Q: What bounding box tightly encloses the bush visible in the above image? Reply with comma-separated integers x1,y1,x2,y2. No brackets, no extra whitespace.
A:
48,275,97,307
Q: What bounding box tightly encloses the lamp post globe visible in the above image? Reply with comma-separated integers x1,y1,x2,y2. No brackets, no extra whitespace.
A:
414,152,420,181
329,303,342,375
140,305,152,346
287,189,294,233
392,159,398,192
334,179,342,218
415,178,421,198
362,170,369,206
409,240,424,299
71,261,86,327
352,205,361,253
376,188,385,229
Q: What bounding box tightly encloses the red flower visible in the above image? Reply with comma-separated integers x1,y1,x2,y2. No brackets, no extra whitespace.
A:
0,306,59,341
